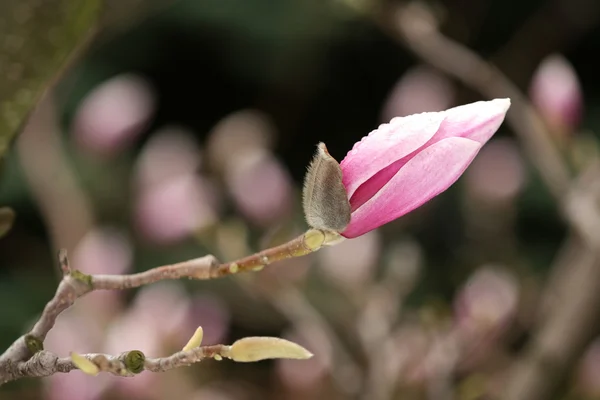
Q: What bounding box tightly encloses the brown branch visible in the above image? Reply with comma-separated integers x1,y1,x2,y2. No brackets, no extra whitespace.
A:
0,229,334,385
0,344,232,384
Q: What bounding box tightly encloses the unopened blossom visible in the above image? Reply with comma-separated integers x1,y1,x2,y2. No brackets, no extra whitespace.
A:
73,74,156,156
304,99,510,238
530,54,583,130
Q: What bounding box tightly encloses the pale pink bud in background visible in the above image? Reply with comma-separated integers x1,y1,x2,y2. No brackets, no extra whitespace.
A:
133,129,217,244
464,138,527,203
530,54,583,130
380,65,455,122
318,230,381,290
577,338,600,397
225,149,293,227
135,126,202,188
340,99,511,238
454,266,519,336
73,74,156,157
205,109,291,227
135,175,217,243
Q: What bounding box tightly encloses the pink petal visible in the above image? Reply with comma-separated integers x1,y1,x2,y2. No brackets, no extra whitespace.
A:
342,137,481,238
432,98,512,144
341,99,510,209
340,112,445,199
73,74,156,156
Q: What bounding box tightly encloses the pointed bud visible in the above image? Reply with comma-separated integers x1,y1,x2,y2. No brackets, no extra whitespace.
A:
530,54,583,131
302,143,351,232
229,337,313,362
70,352,99,376
340,99,510,238
182,326,204,351
122,350,145,374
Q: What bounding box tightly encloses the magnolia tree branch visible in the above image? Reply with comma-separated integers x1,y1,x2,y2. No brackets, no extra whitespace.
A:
0,230,335,385
1,338,311,384
370,3,600,399
0,345,227,383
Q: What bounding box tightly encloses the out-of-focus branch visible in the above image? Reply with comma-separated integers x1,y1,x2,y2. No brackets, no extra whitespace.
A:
365,2,600,399
0,229,335,385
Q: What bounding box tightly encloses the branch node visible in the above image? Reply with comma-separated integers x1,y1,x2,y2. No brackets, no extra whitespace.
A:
69,269,92,287
121,350,145,374
24,335,43,356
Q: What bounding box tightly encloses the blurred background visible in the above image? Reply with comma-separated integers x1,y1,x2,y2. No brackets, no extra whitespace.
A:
1,0,600,399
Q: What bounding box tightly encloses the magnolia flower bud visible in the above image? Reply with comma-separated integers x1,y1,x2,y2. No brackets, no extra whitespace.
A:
300,99,511,238
229,337,313,362
302,143,351,232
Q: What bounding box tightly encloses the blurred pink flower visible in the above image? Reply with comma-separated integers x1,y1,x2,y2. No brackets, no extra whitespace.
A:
135,175,217,243
225,149,293,227
135,126,202,188
380,65,455,122
73,74,156,156
206,109,275,173
454,266,519,336
340,99,511,238
134,128,218,244
530,54,583,130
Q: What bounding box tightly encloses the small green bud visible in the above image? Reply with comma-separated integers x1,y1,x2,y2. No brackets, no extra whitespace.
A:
123,350,145,374
25,334,43,354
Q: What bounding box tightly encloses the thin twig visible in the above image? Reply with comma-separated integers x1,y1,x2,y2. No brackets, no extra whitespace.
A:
0,344,231,384
0,229,333,385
